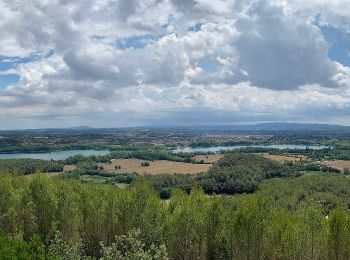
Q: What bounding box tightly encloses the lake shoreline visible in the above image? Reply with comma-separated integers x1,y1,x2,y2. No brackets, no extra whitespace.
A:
172,144,330,153
0,149,110,160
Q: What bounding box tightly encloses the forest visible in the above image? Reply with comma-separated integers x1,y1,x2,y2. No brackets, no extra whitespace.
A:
63,152,343,199
0,159,64,175
144,153,301,198
1,173,350,259
1,140,350,259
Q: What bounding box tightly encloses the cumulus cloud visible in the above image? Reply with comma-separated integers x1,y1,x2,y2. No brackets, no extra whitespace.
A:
0,0,350,128
232,2,337,89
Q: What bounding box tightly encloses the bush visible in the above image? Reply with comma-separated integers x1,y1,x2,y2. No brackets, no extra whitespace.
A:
112,173,139,184
141,161,150,167
100,229,168,260
159,188,171,199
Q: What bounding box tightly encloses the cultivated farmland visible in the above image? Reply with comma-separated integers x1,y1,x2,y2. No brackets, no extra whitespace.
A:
262,154,304,162
99,158,211,175
325,160,350,172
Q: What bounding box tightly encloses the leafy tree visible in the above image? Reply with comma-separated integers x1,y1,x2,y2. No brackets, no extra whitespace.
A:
328,206,350,260
100,229,168,260
0,175,20,235
80,185,110,257
166,188,207,260
48,231,82,260
29,175,58,244
300,203,327,260
0,232,45,260
56,180,82,245
141,162,150,167
226,196,267,260
19,185,37,241
204,197,228,260
2,162,350,259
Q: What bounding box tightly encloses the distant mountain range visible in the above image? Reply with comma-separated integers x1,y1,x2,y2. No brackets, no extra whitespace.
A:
201,122,350,131
138,122,350,135
1,123,350,133
66,126,92,130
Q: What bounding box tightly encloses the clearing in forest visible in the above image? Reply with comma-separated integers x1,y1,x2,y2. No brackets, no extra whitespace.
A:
99,158,211,175
191,154,223,163
325,160,350,172
63,165,77,171
262,154,304,162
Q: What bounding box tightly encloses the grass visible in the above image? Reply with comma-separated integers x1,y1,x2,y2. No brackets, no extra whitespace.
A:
191,154,223,164
115,183,128,189
302,171,324,176
262,154,304,162
99,159,211,175
324,160,350,172
63,165,77,172
81,175,110,184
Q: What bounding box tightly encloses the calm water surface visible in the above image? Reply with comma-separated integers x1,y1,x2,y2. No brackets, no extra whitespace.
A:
0,145,330,160
172,144,329,153
0,150,110,160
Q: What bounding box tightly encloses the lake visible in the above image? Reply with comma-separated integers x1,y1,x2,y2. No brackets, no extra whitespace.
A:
0,150,110,160
172,144,330,153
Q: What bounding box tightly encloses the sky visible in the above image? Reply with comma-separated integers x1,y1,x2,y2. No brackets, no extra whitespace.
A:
0,0,350,129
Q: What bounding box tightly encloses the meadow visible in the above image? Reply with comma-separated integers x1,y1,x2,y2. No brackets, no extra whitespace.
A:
325,160,350,172
99,158,211,175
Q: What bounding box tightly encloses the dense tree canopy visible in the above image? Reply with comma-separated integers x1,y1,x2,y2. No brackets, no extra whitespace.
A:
145,153,300,198
0,159,64,175
198,153,300,194
0,172,350,259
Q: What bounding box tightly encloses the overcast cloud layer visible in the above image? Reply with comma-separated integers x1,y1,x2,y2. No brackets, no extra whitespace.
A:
0,0,350,129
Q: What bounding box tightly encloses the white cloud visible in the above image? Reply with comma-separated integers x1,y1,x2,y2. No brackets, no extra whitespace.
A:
0,0,350,128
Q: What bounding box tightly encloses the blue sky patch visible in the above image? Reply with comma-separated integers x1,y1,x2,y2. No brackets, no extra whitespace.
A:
0,56,18,71
113,22,201,51
0,50,53,89
116,35,160,49
0,74,19,90
199,59,218,72
319,25,350,66
0,50,54,69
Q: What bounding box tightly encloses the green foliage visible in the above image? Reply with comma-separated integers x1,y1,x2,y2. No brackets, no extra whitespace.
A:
3,168,350,259
0,159,64,175
145,173,195,198
76,159,98,172
0,175,20,234
64,149,192,166
226,195,267,259
29,175,58,244
48,231,83,260
112,173,139,184
328,206,350,259
199,153,300,194
165,189,208,259
141,161,150,167
0,232,45,259
146,153,299,197
100,229,168,260
258,174,350,212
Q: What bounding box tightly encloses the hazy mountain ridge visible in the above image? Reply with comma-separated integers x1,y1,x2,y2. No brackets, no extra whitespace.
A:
1,123,349,134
